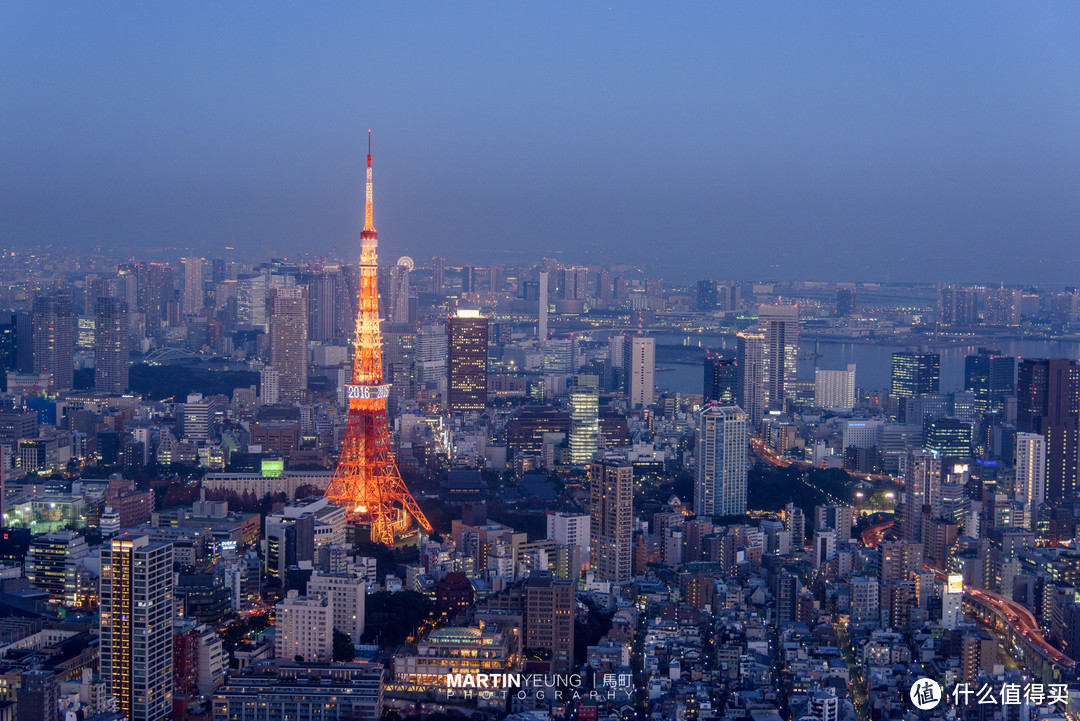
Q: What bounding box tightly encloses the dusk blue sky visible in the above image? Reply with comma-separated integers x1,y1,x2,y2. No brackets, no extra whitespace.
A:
3,3,1080,283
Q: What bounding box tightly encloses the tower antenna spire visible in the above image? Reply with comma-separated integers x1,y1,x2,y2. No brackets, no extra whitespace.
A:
363,131,375,234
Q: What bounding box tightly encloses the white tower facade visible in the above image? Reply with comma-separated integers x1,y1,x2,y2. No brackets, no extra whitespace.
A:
628,335,655,409
694,405,750,517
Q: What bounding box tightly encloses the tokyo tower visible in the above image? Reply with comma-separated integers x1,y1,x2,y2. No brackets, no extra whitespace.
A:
324,132,432,545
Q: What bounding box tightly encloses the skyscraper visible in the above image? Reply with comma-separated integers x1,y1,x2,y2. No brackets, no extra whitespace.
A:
736,330,765,424
136,262,174,338
431,256,445,295
964,349,1015,416
627,335,655,409
181,257,204,315
589,460,632,583
388,257,412,324
416,323,448,399
305,268,338,343
835,287,855,316
694,405,750,517
270,286,309,403
890,352,940,423
759,304,799,412
538,271,549,340
902,449,942,543
94,297,130,394
1017,358,1080,503
100,533,174,721
568,374,600,466
382,322,416,419
696,280,718,311
32,293,74,392
924,418,972,459
1015,432,1047,513
704,353,738,404
447,310,488,412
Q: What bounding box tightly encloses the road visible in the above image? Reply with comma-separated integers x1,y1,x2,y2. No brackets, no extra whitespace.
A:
749,437,846,506
925,566,1075,672
749,437,899,484
860,520,893,547
965,586,1075,669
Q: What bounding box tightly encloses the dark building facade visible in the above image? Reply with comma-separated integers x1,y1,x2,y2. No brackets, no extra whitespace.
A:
447,311,488,412
891,352,940,423
704,353,738,404
1017,358,1080,503
964,348,1015,416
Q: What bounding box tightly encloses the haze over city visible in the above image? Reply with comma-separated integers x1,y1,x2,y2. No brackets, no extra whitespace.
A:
5,3,1080,281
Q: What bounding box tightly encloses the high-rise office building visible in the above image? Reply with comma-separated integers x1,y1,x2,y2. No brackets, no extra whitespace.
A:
270,287,309,403
383,322,416,419
94,297,130,394
759,304,799,412
488,265,503,293
431,256,445,295
704,353,738,404
938,285,979,326
135,262,174,338
237,274,269,331
304,268,338,343
461,265,476,294
100,533,174,721
538,271,549,340
694,405,750,517
696,280,717,311
814,364,856,412
32,293,74,392
627,335,655,409
447,310,488,412
388,258,412,324
415,323,448,403
182,393,216,442
835,287,855,316
736,330,765,424
0,313,28,383
1015,432,1047,512
181,257,204,315
25,530,89,605
568,375,600,466
890,352,940,423
964,349,1015,416
542,339,573,374
1017,358,1080,503
589,460,632,583
925,418,972,459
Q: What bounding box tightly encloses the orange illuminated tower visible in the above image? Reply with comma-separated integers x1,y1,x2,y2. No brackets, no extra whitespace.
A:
324,132,432,545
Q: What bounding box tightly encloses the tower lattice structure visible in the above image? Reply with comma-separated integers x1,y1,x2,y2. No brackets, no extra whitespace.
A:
324,133,432,545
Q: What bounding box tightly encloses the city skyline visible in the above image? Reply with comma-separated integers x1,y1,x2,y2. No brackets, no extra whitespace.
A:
5,4,1080,282
4,7,1080,719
